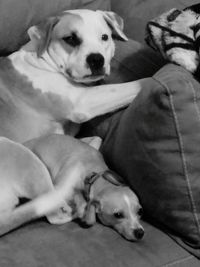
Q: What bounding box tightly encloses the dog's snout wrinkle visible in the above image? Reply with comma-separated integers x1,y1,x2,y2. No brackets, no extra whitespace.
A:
86,53,104,72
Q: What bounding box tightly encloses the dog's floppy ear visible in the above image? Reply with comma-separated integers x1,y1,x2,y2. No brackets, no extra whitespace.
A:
27,16,59,57
83,200,100,226
97,10,128,41
102,170,125,186
80,136,102,150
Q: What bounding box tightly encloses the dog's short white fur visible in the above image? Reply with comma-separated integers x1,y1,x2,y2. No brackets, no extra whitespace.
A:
0,9,146,239
0,9,149,142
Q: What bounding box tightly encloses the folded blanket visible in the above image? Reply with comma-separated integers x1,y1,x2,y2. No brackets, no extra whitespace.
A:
145,4,200,76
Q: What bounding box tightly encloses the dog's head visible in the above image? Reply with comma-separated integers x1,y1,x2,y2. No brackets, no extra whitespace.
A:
27,9,128,84
83,171,144,241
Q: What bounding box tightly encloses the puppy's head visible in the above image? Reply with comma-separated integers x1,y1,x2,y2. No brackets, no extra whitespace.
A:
83,171,144,241
27,9,128,84
97,187,144,241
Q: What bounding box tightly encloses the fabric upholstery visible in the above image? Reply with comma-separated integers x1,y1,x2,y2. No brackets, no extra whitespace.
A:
98,64,200,258
1,219,199,267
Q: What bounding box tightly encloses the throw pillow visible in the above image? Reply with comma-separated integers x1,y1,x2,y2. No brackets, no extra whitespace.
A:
100,63,200,257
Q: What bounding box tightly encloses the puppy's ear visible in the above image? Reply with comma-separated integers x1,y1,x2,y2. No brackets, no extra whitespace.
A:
97,10,128,41
80,136,102,150
102,170,125,186
83,200,100,226
89,136,102,150
27,16,59,57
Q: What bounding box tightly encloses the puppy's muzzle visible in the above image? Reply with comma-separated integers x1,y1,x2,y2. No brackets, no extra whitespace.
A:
134,227,144,240
86,53,105,74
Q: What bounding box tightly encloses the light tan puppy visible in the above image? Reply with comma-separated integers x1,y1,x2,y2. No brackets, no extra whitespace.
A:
0,135,144,241
25,134,144,241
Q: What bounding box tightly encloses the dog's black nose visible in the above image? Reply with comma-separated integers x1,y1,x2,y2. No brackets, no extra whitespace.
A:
86,53,104,72
134,228,144,240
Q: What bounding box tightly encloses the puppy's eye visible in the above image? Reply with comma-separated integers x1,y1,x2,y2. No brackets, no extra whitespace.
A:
113,211,124,219
102,34,109,41
63,33,81,47
138,208,143,217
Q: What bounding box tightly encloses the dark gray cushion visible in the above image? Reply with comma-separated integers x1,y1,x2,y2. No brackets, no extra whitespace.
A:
1,219,198,267
97,64,200,258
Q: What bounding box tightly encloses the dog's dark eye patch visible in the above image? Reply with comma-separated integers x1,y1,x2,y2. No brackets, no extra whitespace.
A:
113,211,124,219
63,32,82,47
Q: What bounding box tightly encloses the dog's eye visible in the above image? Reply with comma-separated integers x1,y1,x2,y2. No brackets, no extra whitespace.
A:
113,211,124,219
63,33,81,47
138,208,143,217
102,34,109,41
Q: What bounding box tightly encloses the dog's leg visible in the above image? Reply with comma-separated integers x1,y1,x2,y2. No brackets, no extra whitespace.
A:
0,188,71,236
45,162,85,224
0,164,84,234
72,78,151,122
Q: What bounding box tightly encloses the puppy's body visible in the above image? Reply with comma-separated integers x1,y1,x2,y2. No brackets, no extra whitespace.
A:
0,9,149,143
25,134,144,241
0,135,144,241
0,136,67,235
25,134,107,186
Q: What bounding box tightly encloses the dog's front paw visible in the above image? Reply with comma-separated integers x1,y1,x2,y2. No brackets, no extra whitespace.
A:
47,204,73,224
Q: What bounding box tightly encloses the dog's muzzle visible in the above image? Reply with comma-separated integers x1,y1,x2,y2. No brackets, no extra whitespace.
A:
133,228,144,240
86,53,105,75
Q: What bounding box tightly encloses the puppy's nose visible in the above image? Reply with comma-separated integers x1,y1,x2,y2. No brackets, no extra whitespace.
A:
134,228,144,240
86,53,104,72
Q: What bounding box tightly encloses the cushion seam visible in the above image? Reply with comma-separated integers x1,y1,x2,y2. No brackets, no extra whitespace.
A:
112,57,137,74
112,53,163,74
101,110,123,146
152,76,200,237
188,79,200,125
174,74,200,234
160,255,194,267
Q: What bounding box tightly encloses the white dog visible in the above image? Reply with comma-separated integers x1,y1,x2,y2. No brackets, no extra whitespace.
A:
0,9,149,143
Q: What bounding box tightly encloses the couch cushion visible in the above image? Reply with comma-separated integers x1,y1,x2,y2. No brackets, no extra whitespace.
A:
1,219,199,267
99,64,200,257
0,0,110,55
105,39,166,84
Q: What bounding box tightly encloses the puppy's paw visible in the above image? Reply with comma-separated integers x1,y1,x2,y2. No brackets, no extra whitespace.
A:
47,204,73,224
